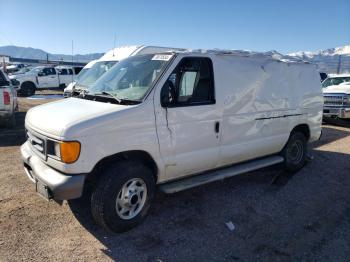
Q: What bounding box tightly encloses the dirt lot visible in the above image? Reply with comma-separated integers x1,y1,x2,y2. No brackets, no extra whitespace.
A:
1,92,350,262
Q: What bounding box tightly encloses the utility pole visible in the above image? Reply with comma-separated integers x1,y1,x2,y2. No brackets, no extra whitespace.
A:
113,33,116,56
336,55,342,74
71,40,74,65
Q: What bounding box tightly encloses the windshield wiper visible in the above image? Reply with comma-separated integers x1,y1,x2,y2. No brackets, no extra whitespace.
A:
78,90,140,105
98,91,122,103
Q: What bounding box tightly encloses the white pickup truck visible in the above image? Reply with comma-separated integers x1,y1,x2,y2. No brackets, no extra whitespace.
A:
21,49,323,233
9,66,77,96
322,74,350,119
0,69,17,127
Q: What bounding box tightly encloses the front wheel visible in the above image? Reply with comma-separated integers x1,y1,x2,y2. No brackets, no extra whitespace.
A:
91,161,155,233
281,132,307,172
20,82,35,97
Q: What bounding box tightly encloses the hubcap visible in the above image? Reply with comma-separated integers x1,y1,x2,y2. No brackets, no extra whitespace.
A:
287,140,303,164
116,178,147,220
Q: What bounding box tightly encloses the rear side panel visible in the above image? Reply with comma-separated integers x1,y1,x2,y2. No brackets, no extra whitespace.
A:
214,55,322,167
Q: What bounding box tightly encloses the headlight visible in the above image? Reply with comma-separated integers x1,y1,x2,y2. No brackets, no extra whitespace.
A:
52,141,81,164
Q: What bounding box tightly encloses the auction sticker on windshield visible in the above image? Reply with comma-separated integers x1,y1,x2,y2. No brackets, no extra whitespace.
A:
152,54,173,61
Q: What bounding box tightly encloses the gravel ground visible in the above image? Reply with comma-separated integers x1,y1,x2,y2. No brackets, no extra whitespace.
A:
0,92,349,262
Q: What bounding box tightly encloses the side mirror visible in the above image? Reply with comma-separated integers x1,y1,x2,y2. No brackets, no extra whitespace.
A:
161,80,176,107
38,72,44,77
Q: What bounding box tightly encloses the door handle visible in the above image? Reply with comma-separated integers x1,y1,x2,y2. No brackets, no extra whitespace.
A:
215,121,220,133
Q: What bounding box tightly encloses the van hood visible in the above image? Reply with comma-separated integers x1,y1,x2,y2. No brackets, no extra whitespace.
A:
323,84,350,94
26,98,128,137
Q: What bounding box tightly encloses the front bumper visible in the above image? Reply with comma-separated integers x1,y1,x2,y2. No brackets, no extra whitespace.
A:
21,141,85,200
323,107,350,119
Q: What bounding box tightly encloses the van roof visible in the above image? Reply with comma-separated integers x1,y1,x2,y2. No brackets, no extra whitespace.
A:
173,49,310,64
99,45,186,62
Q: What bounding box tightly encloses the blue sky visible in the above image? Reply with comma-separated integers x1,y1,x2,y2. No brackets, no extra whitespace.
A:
0,0,349,55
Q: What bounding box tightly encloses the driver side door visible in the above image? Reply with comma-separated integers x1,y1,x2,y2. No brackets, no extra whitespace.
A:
38,68,58,88
155,56,222,181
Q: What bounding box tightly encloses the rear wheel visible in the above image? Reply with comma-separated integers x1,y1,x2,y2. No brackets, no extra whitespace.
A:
281,132,307,172
91,161,155,233
20,82,35,97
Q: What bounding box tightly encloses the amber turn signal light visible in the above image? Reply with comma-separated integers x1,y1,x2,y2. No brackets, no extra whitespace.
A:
60,141,81,164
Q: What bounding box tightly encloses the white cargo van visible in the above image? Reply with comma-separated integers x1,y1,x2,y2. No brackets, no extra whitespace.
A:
21,49,323,232
64,45,183,97
63,60,98,97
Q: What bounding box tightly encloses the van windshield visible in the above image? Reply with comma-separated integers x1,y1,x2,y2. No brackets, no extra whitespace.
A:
75,61,117,89
89,54,173,101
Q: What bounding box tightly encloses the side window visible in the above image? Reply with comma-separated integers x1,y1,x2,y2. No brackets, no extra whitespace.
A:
161,57,215,106
68,69,73,75
43,68,55,75
178,71,197,102
58,69,68,75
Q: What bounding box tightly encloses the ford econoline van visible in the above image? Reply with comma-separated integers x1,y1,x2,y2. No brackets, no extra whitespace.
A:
21,49,323,232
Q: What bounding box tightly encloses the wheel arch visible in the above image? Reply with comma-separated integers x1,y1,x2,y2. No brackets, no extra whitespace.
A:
291,124,310,141
87,150,159,184
21,81,37,89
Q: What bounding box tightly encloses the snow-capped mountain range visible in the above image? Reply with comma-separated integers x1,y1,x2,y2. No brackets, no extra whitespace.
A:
0,45,103,63
0,44,349,74
288,45,350,74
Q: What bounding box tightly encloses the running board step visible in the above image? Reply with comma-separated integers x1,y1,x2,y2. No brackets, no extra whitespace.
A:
159,155,284,194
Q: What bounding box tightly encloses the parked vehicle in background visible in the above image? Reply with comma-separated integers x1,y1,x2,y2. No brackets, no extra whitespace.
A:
319,72,327,82
9,65,78,96
72,66,83,75
8,66,33,76
5,63,25,74
63,60,98,97
322,74,350,88
66,45,184,97
21,49,322,233
323,78,350,119
0,69,17,128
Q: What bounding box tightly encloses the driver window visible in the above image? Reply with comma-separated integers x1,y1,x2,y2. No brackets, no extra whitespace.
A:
178,71,197,102
162,57,215,106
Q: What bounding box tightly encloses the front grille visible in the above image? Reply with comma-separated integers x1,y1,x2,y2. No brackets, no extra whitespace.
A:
26,129,46,159
324,95,345,106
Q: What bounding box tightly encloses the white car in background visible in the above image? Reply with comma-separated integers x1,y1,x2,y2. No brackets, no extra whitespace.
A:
0,69,17,128
322,74,350,119
9,65,78,97
63,60,98,97
64,45,185,97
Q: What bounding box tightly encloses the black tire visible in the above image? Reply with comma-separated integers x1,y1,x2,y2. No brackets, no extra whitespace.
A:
91,161,155,233
20,82,36,97
281,131,307,173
